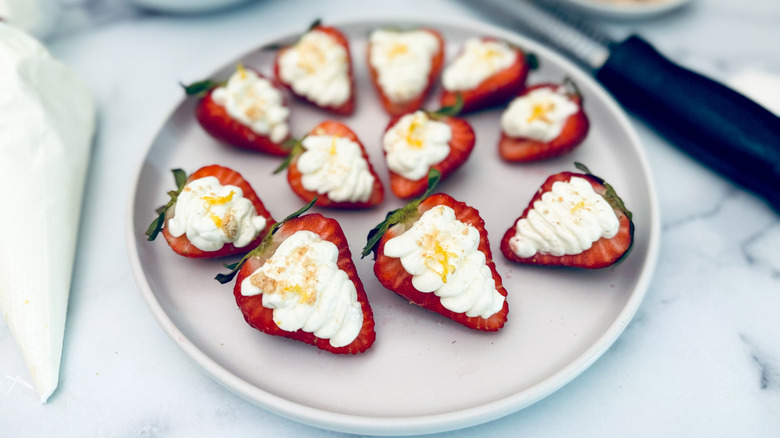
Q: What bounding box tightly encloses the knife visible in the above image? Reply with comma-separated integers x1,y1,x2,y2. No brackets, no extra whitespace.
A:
465,0,780,213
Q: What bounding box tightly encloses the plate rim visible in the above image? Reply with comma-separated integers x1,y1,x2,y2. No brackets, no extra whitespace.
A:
125,15,661,436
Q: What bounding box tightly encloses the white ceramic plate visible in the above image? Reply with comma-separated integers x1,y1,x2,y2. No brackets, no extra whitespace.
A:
556,0,691,19
127,18,659,436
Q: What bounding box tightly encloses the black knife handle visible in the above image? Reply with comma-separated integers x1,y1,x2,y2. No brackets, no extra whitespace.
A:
596,35,780,213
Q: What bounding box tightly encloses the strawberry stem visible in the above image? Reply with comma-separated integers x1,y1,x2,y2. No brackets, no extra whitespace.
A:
574,162,632,220
361,168,441,258
262,18,322,52
215,197,318,284
145,169,188,241
307,18,322,32
273,138,304,174
431,94,463,118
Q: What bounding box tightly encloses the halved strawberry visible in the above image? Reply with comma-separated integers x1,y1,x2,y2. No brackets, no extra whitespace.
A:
273,20,356,115
363,171,509,331
146,165,275,259
440,37,532,114
276,120,384,209
367,27,445,116
184,66,291,156
383,105,475,199
500,163,634,268
498,81,590,162
218,201,376,354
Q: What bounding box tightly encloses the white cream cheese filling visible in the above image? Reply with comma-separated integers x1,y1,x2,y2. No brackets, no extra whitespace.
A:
240,230,363,348
501,86,579,142
383,111,451,180
277,29,351,107
297,134,375,203
212,67,290,143
384,205,504,319
168,176,267,251
369,29,440,103
441,38,516,92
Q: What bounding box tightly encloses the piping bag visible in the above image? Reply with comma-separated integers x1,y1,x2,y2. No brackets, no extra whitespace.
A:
0,21,96,402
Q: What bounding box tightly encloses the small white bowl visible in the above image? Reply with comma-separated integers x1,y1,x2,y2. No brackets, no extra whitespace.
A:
131,0,252,14
556,0,692,19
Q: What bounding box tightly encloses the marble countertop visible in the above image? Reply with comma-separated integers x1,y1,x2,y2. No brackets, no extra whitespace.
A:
2,0,779,436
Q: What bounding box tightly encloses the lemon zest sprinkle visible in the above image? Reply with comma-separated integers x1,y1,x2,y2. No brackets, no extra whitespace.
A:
388,43,408,59
424,239,457,283
202,190,235,228
527,102,556,124
405,114,426,149
571,200,587,214
237,63,247,80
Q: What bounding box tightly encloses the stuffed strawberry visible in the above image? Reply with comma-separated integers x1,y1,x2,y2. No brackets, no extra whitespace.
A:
183,65,291,156
499,81,590,162
440,37,531,114
382,103,475,199
217,200,376,354
363,171,509,331
146,165,275,259
275,120,384,209
367,27,444,116
501,163,634,268
273,20,356,115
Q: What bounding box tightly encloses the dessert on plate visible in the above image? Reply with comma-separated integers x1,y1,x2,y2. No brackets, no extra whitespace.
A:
367,27,445,115
382,106,475,199
146,165,276,258
500,163,634,268
439,36,531,113
185,65,291,156
363,171,509,331
498,81,590,162
273,20,356,115
219,201,376,354
276,121,385,209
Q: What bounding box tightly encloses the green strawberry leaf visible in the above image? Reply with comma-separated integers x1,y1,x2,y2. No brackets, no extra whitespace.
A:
525,52,540,70
215,197,317,284
180,80,220,97
361,168,441,258
146,168,188,241
307,18,322,32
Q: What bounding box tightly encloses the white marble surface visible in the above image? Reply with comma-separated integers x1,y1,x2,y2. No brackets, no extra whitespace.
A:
2,0,780,436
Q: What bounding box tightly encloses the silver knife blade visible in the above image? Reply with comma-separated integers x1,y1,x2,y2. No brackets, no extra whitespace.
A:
467,0,612,70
